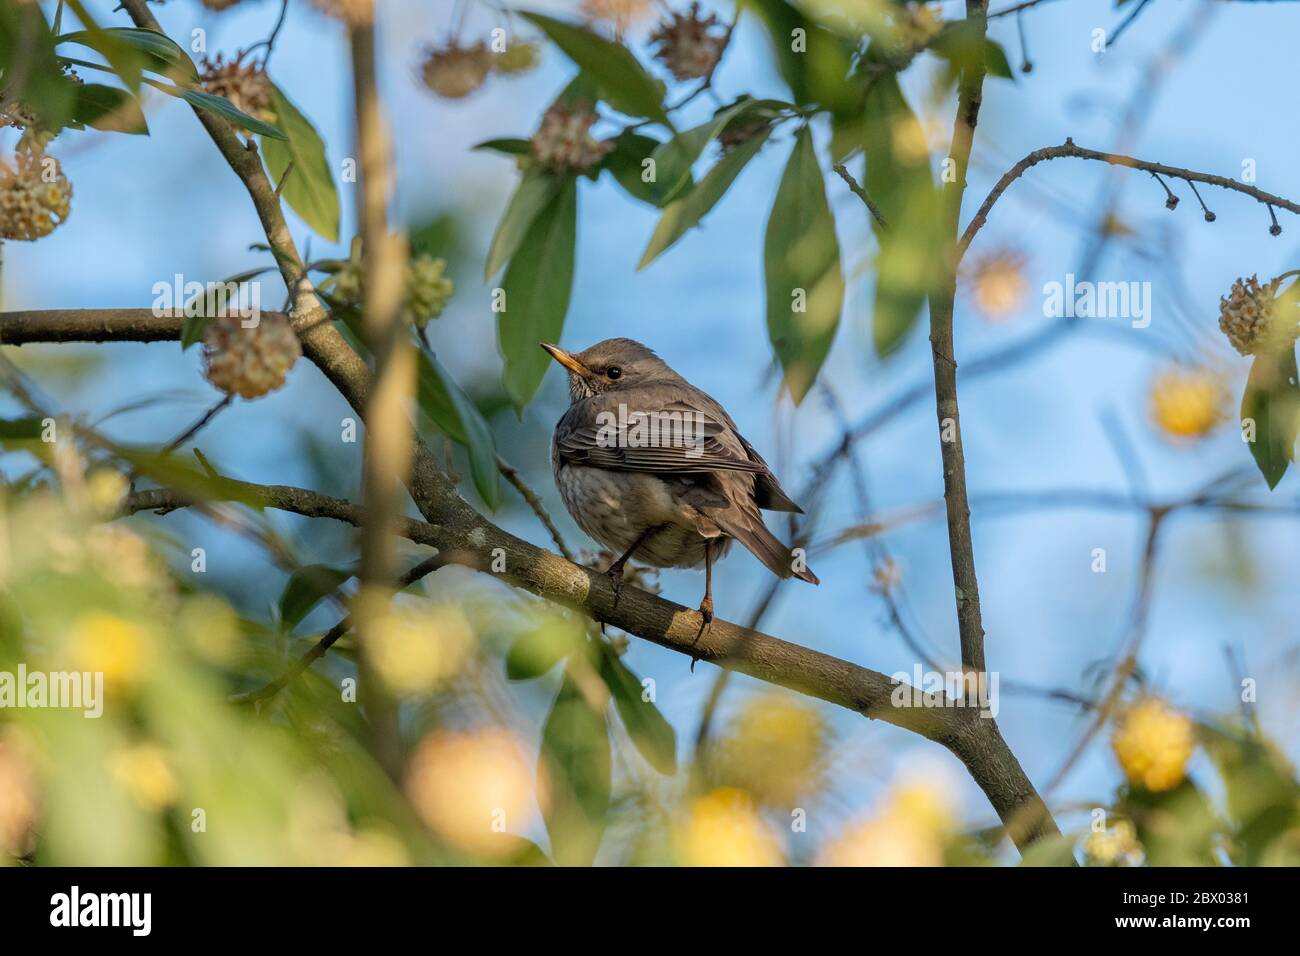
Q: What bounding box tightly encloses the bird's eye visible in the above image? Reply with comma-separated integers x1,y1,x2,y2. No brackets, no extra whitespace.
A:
606,366,623,380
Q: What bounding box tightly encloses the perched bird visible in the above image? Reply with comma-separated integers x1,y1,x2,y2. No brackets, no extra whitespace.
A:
541,338,818,629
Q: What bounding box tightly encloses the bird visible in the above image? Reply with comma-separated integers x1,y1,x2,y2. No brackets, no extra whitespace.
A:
541,338,818,632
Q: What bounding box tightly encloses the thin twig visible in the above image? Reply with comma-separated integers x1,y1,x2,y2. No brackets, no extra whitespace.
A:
832,163,888,229
960,137,1300,258
496,455,575,562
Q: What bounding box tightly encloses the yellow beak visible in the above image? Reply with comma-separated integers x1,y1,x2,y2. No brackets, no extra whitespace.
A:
540,342,592,379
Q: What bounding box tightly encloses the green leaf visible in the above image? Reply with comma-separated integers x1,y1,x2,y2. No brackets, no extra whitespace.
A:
498,177,578,409
521,11,668,125
861,74,943,357
638,128,771,268
598,647,677,774
764,126,844,403
416,350,501,509
170,85,286,140
1119,779,1222,867
1200,723,1300,866
740,0,860,113
647,98,787,206
3,4,79,131
504,616,583,680
473,137,533,156
539,671,611,866
279,565,353,632
0,417,45,440
984,39,1015,80
69,83,148,134
1016,833,1078,867
1241,346,1300,489
485,170,562,280
58,26,198,85
261,84,340,242
602,132,667,205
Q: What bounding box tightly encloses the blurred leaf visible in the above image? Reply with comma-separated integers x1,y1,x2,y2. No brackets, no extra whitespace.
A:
598,646,677,774
498,176,577,409
603,131,667,205
485,169,562,280
0,417,45,440
639,128,771,268
58,25,198,85
861,73,942,356
740,0,860,113
764,126,844,403
69,82,148,134
2,4,78,131
1241,346,1300,489
504,617,583,680
983,39,1015,80
521,11,668,125
262,84,339,242
279,564,352,632
1200,723,1300,866
540,670,611,866
116,447,267,510
1017,833,1078,867
1119,778,1222,866
473,137,532,156
416,350,501,509
648,98,788,206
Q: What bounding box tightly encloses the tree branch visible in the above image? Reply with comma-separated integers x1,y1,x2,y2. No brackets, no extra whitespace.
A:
117,474,1055,849
931,0,991,678
960,137,1300,258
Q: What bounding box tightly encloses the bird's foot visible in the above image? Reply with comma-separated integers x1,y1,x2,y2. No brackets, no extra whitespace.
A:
693,595,713,643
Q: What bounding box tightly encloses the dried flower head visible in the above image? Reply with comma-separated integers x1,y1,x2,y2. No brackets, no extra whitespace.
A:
1219,274,1298,356
420,42,492,99
581,0,650,35
309,0,373,27
202,313,302,399
530,100,614,174
0,147,72,241
199,51,275,123
650,3,729,81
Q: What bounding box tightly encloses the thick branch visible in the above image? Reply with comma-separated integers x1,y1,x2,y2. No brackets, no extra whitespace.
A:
119,477,1055,848
960,137,1300,257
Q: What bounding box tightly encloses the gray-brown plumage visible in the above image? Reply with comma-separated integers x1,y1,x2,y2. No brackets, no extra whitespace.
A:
541,338,817,626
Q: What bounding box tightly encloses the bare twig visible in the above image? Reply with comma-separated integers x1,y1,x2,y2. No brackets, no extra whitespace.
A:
960,138,1300,258
496,454,575,562
832,163,888,229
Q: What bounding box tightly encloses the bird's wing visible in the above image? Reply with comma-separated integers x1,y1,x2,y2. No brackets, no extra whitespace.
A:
555,397,768,475
664,390,806,514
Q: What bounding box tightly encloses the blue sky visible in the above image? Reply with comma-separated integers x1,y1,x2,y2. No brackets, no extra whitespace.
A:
5,0,1300,856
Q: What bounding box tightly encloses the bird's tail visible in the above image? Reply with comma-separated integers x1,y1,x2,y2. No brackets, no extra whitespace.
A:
717,511,819,585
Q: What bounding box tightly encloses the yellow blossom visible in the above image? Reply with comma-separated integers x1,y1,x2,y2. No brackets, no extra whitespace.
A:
1111,697,1195,792
109,744,177,811
1149,366,1228,440
675,788,783,867
405,728,539,859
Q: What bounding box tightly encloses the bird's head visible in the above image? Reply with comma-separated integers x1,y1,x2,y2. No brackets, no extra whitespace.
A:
540,338,670,401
